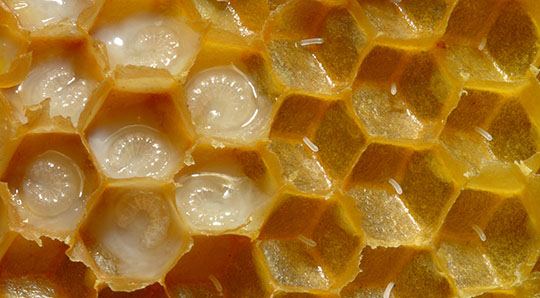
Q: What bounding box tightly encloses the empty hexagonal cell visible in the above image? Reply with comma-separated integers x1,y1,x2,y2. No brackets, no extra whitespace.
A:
398,51,454,121
489,99,539,162
165,235,271,298
359,0,451,39
72,181,191,291
0,235,96,298
268,139,333,194
3,38,104,127
353,46,455,140
191,0,270,37
313,100,366,177
264,0,366,94
441,85,540,173
91,0,203,78
344,143,458,246
441,0,539,81
174,144,275,235
270,94,327,139
258,193,363,291
486,1,539,80
0,6,31,88
1,133,100,242
341,246,456,298
85,89,191,180
437,187,540,296
98,283,168,298
181,36,277,146
444,0,500,41
3,0,93,32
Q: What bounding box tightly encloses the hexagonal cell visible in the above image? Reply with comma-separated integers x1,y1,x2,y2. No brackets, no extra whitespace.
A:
341,246,456,298
3,37,104,127
180,34,278,146
353,46,456,140
268,139,333,194
344,143,458,247
2,0,93,32
98,283,168,298
441,84,540,173
191,0,270,37
313,100,366,177
439,0,502,82
0,4,31,88
174,144,275,235
437,186,540,296
90,0,203,78
71,181,191,291
444,0,500,41
0,235,96,298
359,0,451,39
85,89,191,180
165,235,271,298
0,132,100,242
263,0,366,94
489,99,539,162
258,193,363,291
270,94,327,139
439,43,509,82
441,0,539,82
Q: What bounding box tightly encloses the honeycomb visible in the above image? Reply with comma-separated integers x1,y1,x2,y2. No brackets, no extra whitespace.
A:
1,0,540,297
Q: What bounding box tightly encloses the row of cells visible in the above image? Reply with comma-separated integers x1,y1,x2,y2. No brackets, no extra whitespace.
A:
1,0,539,163
1,0,540,97
0,72,539,294
2,0,540,180
1,183,540,297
